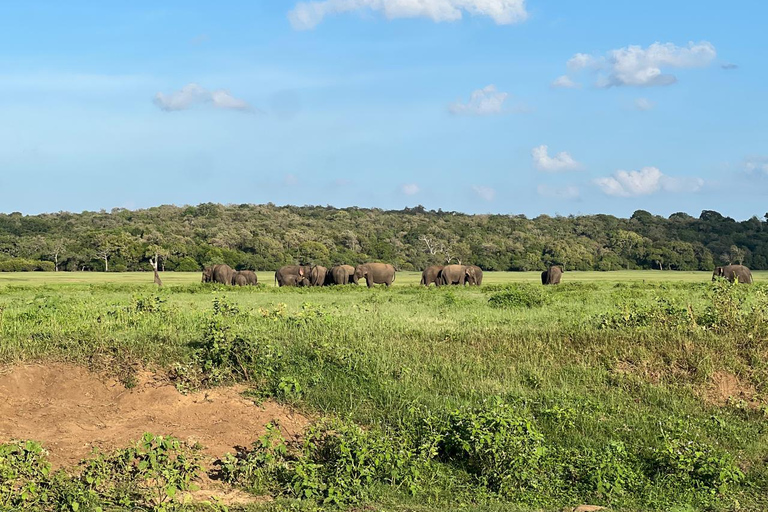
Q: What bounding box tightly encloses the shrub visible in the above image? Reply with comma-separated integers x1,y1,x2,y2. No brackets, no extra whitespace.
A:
438,398,547,495
0,259,55,272
488,285,548,309
0,440,52,509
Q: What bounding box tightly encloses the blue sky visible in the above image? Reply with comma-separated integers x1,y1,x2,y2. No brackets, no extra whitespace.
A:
0,1,766,219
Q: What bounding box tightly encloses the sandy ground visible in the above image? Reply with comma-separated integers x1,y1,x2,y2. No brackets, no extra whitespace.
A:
0,363,309,468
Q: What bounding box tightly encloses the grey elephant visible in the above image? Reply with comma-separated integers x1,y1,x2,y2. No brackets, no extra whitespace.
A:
275,265,312,287
439,264,477,286
420,265,444,286
280,274,310,287
308,265,329,287
330,265,355,285
232,270,258,286
541,266,563,285
467,265,483,286
203,264,235,285
354,263,396,287
712,265,753,284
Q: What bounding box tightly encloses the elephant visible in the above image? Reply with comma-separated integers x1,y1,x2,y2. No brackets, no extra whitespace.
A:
308,265,328,287
280,274,310,287
439,265,477,286
467,265,483,286
354,263,396,288
541,266,563,285
712,265,753,284
420,265,444,286
275,265,312,287
232,270,258,286
203,264,235,285
330,265,355,285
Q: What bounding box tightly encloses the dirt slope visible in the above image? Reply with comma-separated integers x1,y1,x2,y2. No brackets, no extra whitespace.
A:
0,364,309,468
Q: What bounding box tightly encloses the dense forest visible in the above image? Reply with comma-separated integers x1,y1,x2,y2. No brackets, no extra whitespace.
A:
0,203,766,272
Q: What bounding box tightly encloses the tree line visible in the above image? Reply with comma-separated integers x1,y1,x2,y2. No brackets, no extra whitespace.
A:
0,203,765,272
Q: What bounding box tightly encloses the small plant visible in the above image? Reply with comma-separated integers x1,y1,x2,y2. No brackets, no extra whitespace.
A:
79,433,203,510
0,440,52,509
131,294,165,313
650,435,744,495
212,296,240,317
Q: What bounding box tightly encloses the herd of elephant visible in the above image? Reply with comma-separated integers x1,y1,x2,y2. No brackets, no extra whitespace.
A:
201,262,566,288
201,262,754,288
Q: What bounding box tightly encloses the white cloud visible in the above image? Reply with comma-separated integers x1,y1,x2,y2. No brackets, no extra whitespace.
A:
551,75,580,89
288,0,528,30
594,167,704,197
154,83,252,112
537,184,580,199
472,185,496,201
284,174,299,186
532,145,582,172
745,157,768,175
567,53,597,71
563,41,716,88
401,183,420,195
448,85,508,115
634,97,655,111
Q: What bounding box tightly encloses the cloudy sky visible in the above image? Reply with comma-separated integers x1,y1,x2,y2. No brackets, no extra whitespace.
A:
0,1,766,219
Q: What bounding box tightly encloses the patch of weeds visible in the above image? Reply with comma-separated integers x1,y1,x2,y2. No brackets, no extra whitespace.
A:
219,419,431,506
437,397,547,495
0,440,52,509
131,294,165,313
488,285,548,309
77,433,203,510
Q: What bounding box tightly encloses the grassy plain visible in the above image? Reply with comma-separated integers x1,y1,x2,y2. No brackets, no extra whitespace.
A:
1,269,766,287
0,271,767,511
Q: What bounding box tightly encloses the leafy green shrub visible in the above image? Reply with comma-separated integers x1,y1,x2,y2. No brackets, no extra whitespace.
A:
0,259,55,272
438,398,546,495
0,440,52,509
488,286,548,309
174,298,285,391
650,436,744,495
220,420,428,505
77,433,203,510
564,441,645,502
596,296,692,330
131,294,165,313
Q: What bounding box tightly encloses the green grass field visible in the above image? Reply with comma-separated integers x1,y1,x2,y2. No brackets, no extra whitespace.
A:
1,269,764,287
0,271,767,511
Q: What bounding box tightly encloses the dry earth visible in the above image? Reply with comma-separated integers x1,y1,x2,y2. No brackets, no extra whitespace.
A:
0,363,309,468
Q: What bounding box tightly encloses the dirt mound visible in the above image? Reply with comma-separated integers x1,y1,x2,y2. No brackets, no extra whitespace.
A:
0,364,309,468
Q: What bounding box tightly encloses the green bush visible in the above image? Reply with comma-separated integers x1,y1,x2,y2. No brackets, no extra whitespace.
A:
488,285,548,309
438,398,546,495
0,259,55,272
0,440,52,509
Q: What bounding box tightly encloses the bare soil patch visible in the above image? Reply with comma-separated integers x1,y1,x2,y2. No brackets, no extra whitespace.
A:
706,370,757,406
0,363,309,468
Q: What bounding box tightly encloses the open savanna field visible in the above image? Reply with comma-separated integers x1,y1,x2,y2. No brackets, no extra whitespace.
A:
1,271,767,511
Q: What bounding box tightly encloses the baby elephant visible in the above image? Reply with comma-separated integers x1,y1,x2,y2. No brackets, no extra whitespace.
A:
280,274,310,287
